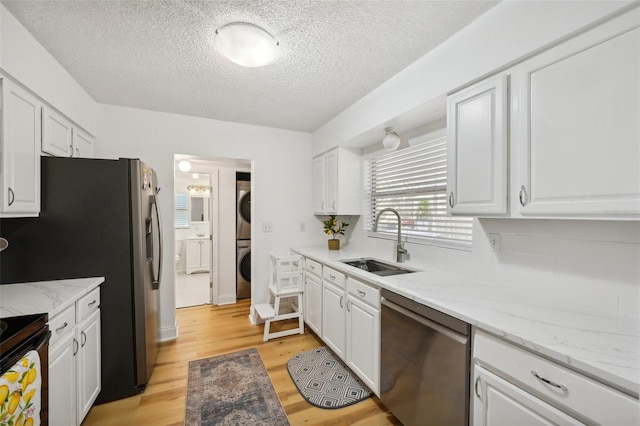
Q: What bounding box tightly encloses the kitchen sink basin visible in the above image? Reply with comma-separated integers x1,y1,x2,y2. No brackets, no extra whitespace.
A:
340,258,418,276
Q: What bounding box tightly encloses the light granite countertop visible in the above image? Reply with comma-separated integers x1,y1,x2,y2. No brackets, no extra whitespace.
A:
0,277,104,319
293,246,640,398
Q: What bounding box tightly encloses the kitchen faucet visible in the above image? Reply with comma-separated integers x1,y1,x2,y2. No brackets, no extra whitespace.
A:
373,208,409,263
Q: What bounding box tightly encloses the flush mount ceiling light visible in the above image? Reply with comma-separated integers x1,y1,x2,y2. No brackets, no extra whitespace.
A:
178,160,192,172
215,22,280,68
383,127,401,151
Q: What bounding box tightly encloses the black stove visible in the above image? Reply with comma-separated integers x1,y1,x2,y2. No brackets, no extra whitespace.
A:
0,313,48,360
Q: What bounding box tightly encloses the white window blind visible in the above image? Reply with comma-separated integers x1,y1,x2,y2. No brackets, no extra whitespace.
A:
175,194,189,228
364,137,472,248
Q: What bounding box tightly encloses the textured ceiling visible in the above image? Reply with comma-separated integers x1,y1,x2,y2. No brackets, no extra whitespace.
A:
1,0,497,132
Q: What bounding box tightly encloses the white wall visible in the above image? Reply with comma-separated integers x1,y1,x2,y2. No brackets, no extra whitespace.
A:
312,0,634,154
0,4,97,134
96,104,323,339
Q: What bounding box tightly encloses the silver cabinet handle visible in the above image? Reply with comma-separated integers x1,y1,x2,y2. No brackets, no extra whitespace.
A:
81,331,87,347
88,300,97,307
75,147,80,157
329,274,336,280
519,185,528,207
332,201,336,210
475,376,482,401
7,187,15,206
347,300,351,312
55,322,68,333
358,290,366,297
448,191,454,208
73,338,79,356
321,201,325,210
339,296,343,308
531,371,568,392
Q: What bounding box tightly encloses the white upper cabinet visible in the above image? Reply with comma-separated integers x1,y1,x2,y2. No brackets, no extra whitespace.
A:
43,106,73,157
72,127,94,158
513,10,640,218
0,79,42,217
312,147,362,215
43,106,95,158
447,74,508,215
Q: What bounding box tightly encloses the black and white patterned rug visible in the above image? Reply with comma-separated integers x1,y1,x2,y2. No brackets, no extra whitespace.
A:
287,346,372,409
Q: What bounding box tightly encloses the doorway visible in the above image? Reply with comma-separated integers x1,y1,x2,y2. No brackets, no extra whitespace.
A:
173,155,252,309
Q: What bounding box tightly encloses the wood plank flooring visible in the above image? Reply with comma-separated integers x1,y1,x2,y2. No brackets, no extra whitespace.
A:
82,299,400,425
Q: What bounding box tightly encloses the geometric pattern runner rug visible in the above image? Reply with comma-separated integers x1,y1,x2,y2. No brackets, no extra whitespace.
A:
287,346,372,409
186,348,290,425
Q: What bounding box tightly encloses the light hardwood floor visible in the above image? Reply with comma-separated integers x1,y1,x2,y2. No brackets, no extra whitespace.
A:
83,299,400,425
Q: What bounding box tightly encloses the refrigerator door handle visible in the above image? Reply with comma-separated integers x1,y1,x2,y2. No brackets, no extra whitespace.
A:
151,194,163,290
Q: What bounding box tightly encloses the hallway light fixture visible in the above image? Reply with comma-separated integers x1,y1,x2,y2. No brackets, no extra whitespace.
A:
187,185,210,193
382,127,401,151
215,22,280,68
178,160,192,172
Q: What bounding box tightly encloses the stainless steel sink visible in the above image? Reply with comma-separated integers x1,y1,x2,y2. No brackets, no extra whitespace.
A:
340,258,418,276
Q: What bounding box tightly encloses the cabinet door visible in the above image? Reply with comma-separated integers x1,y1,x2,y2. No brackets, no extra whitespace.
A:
200,240,211,269
473,365,583,426
49,332,77,426
325,149,338,213
77,309,101,423
312,155,326,214
515,13,640,217
185,240,201,274
42,106,72,157
72,128,94,158
447,74,508,215
304,273,322,335
346,295,380,395
0,79,42,215
321,281,345,360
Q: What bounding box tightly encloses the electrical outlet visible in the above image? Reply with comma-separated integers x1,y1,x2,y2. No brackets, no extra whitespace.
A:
488,233,501,252
262,222,273,233
299,222,306,232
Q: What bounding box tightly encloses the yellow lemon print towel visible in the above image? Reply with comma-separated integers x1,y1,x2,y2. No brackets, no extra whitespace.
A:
0,349,41,426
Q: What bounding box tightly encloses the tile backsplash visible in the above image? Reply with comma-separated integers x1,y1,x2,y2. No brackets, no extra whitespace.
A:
474,219,640,320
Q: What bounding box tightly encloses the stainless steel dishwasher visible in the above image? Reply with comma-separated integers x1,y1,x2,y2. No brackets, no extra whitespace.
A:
380,289,470,426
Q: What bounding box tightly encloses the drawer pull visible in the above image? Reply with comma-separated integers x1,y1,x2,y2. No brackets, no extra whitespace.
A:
55,322,69,333
519,185,528,207
339,296,343,308
88,300,97,307
358,289,366,297
73,338,79,356
475,376,482,401
531,371,568,392
330,274,336,280
81,331,87,347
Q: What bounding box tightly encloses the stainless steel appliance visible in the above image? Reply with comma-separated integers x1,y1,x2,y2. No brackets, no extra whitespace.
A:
0,157,163,404
380,288,470,426
236,240,251,299
0,313,50,425
236,179,251,240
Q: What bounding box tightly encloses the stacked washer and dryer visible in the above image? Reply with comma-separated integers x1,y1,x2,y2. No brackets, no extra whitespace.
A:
236,173,251,299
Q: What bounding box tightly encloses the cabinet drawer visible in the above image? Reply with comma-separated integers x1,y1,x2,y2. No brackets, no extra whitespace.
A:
474,330,638,425
347,277,380,309
49,306,75,347
323,266,345,289
305,258,322,276
76,287,100,322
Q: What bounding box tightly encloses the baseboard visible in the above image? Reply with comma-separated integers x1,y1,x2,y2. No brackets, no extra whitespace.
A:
158,323,178,342
249,305,262,325
216,293,237,305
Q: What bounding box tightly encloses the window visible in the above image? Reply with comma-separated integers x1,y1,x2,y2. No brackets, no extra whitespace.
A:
364,136,472,249
175,194,189,228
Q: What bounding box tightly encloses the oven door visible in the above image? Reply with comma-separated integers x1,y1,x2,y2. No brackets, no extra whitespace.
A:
0,326,50,426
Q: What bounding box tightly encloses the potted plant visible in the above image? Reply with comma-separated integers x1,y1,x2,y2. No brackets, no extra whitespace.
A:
323,215,349,250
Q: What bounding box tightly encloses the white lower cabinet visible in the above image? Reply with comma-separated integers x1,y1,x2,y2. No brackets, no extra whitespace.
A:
48,286,101,426
186,239,211,274
303,269,322,335
345,277,380,395
472,329,638,426
321,280,345,360
473,365,583,426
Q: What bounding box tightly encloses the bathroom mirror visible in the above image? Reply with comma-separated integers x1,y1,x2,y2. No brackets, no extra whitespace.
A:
190,196,209,222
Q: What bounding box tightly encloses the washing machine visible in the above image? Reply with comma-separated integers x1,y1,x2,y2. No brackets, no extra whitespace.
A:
236,180,251,240
236,240,251,299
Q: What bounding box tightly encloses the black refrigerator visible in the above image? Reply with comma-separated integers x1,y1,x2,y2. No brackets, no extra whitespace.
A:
0,156,162,404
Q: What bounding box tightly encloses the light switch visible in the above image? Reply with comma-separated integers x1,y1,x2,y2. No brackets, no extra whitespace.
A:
488,233,501,252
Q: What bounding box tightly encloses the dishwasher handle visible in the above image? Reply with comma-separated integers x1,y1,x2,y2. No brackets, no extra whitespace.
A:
382,297,469,345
